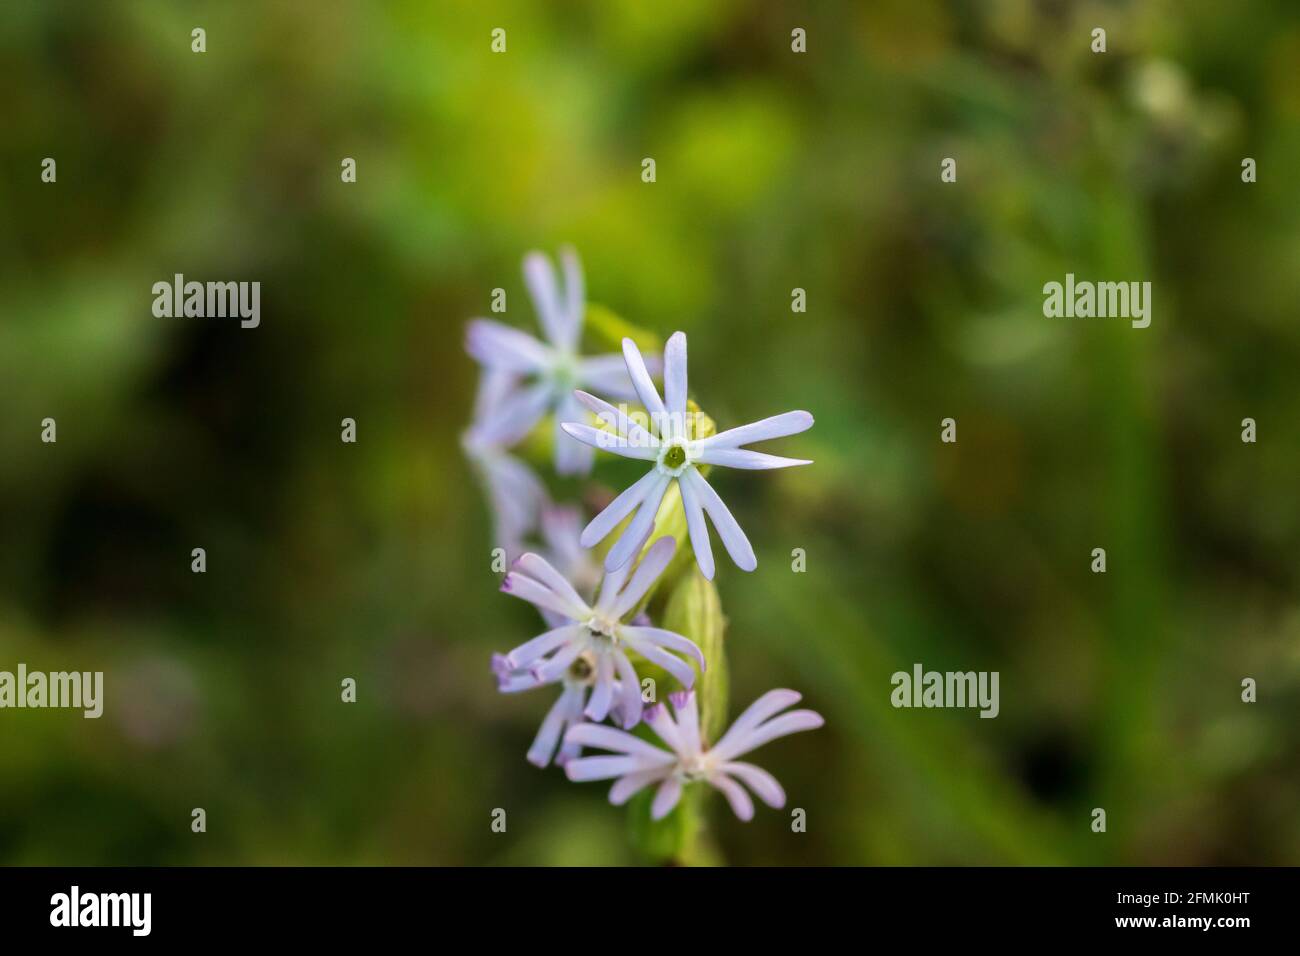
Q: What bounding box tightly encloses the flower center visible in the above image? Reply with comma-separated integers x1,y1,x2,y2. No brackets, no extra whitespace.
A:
663,444,686,469
657,440,693,476
568,654,595,683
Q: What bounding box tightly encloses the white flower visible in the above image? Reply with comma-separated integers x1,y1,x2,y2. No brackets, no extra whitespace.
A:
493,536,705,766
562,688,824,821
465,249,652,476
560,331,813,578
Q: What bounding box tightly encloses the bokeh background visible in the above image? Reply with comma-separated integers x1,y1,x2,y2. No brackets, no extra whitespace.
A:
2,0,1299,865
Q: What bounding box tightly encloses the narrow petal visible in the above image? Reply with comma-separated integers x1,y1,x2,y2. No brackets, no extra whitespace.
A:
694,448,813,470
526,688,575,767
682,468,756,572
642,702,686,756
677,466,715,580
560,423,659,461
501,571,588,621
503,624,582,670
577,354,642,401
465,319,549,374
719,761,786,808
566,755,664,782
651,776,684,820
584,653,616,721
620,632,698,688
523,251,571,349
554,390,595,476
573,389,659,450
559,247,585,349
565,723,677,762
670,690,702,756
620,626,705,671
529,641,585,683
621,337,667,426
713,689,802,752
610,536,677,617
611,650,644,729
609,768,670,805
467,380,552,447
512,554,591,619
711,709,825,762
604,475,671,571
709,772,755,821
662,331,688,424
696,410,815,450
579,468,660,549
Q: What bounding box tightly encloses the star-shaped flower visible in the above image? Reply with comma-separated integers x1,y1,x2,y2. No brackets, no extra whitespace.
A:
493,535,705,765
560,331,813,578
562,688,824,821
465,249,653,475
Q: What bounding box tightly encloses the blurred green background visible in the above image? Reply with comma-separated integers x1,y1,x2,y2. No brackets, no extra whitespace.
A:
2,0,1299,865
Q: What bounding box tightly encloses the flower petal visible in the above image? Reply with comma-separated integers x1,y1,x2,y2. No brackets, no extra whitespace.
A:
579,468,661,549
573,389,660,450
566,755,663,782
651,776,684,820
609,768,670,805
503,624,583,670
709,772,755,821
681,468,756,572
465,319,549,374
524,251,574,350
663,331,688,425
560,423,659,461
577,354,643,401
610,536,677,617
677,465,715,580
584,652,616,722
718,761,786,808
554,390,595,476
564,722,677,761
620,631,698,688
694,448,813,470
603,474,671,571
710,709,825,762
619,626,705,671
611,650,644,729
696,410,814,450
501,568,588,621
526,685,583,767
621,337,667,426
512,554,591,619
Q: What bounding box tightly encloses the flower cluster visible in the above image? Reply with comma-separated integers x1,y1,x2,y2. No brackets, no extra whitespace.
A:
464,249,824,833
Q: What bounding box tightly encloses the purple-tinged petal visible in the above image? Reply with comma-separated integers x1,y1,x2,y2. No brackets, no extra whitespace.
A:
584,653,616,721
554,389,595,476
650,775,684,820
611,650,644,729
512,554,591,619
710,709,825,763
566,754,670,782
526,685,582,767
619,626,705,671
609,768,670,805
619,629,699,688
503,624,582,670
709,772,755,821
500,570,588,621
718,761,786,808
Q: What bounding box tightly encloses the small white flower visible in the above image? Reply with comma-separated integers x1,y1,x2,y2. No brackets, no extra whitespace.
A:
563,688,824,821
465,249,652,476
560,331,813,578
493,536,704,766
